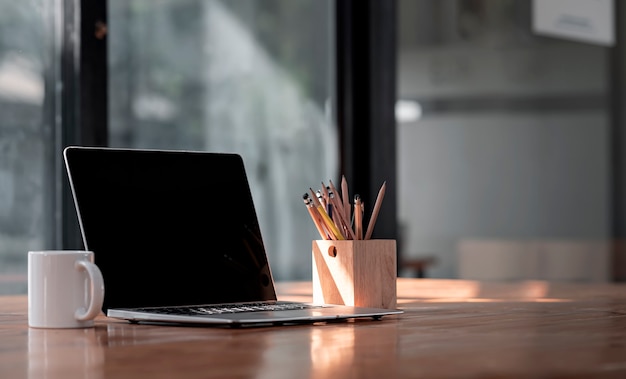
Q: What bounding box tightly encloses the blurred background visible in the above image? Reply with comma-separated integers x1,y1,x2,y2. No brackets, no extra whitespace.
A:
0,0,623,294
397,0,612,281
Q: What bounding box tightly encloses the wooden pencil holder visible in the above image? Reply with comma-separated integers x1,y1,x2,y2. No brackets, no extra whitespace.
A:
312,239,397,309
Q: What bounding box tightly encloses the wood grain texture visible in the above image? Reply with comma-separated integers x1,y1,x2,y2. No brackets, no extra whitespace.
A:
2,280,626,378
312,239,397,308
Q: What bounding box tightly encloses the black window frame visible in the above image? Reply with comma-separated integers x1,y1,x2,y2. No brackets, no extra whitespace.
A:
336,0,398,242
611,0,626,281
59,0,108,249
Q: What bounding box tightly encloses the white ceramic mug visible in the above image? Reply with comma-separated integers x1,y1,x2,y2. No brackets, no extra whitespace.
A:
28,251,105,328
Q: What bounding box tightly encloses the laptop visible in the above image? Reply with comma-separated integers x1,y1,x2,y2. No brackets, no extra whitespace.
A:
63,146,402,326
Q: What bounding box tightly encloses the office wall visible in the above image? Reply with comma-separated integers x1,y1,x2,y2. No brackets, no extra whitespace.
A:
397,111,609,279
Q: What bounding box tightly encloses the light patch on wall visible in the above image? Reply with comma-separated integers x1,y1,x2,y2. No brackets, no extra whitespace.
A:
395,100,422,123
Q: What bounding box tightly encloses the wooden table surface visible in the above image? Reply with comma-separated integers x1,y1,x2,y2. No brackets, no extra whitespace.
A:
2,278,626,378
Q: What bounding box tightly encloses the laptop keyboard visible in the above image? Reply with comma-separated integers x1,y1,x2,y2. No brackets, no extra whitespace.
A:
133,301,321,316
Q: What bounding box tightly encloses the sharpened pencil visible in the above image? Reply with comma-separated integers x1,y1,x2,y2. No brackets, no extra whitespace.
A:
328,188,355,240
302,193,329,240
341,175,350,222
364,181,386,240
354,194,363,240
310,188,344,240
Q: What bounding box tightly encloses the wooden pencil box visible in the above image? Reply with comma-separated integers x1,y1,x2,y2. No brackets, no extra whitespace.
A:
312,239,397,309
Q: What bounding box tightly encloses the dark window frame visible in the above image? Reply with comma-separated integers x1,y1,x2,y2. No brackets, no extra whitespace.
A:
336,0,398,242
611,0,626,281
60,0,108,249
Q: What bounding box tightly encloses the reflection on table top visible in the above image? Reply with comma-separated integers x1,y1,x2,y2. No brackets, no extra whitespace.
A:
1,278,626,378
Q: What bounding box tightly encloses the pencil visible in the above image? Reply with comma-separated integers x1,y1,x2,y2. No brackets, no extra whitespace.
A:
329,190,355,240
310,188,345,240
354,194,363,240
302,193,329,240
321,182,330,208
364,181,386,240
341,175,350,222
316,190,327,210
325,186,334,222
328,181,342,226
328,180,342,209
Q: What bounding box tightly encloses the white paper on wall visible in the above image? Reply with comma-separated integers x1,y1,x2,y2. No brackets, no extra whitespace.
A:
532,0,614,47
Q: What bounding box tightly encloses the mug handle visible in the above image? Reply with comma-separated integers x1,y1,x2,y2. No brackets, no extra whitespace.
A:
74,260,105,321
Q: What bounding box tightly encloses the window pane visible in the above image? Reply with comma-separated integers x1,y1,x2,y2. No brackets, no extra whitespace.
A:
397,0,610,281
108,0,336,280
0,0,55,294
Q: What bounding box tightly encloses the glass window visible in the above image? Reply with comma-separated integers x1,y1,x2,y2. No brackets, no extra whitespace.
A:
108,0,337,280
0,0,56,294
397,0,611,281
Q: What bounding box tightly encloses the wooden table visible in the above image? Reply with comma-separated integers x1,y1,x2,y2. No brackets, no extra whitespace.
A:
1,278,626,378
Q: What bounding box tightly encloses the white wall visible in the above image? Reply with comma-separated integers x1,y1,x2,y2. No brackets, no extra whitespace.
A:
397,44,610,281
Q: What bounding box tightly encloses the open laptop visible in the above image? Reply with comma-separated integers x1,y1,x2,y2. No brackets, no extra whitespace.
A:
63,146,402,326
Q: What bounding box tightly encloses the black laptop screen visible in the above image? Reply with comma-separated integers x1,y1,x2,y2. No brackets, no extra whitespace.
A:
64,147,277,311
